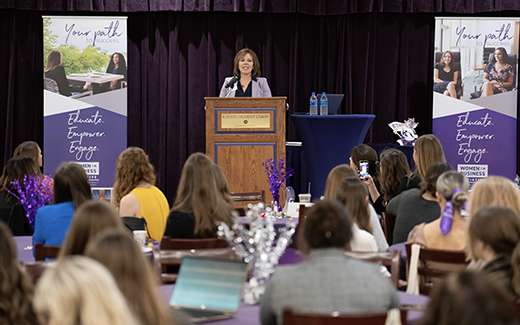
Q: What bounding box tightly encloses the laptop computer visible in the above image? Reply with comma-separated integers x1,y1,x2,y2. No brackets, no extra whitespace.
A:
169,256,249,323
318,93,344,115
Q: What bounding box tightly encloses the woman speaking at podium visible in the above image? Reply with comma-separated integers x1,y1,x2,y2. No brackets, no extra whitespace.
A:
219,48,272,97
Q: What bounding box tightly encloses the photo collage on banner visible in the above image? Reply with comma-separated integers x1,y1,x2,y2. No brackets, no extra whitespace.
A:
432,18,518,187
43,16,127,198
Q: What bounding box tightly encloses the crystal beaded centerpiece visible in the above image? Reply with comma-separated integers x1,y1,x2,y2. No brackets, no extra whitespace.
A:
217,203,296,304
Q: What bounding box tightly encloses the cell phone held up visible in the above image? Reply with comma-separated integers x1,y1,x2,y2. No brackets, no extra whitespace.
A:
359,160,369,180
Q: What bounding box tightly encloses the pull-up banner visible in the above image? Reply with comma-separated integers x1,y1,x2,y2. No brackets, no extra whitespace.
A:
433,18,518,187
43,16,127,190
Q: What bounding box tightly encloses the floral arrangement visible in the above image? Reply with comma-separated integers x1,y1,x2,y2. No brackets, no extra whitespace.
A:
217,203,296,304
262,157,293,205
6,175,54,230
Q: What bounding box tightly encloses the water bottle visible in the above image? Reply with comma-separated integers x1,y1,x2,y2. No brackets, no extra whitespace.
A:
309,92,318,115
320,92,328,115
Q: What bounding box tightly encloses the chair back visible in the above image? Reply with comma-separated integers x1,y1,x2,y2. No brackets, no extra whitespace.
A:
34,243,61,261
157,237,231,284
153,246,240,284
23,261,50,284
43,78,60,93
160,236,228,250
231,190,266,213
282,308,407,325
381,212,396,245
405,243,468,295
345,250,400,289
483,47,495,65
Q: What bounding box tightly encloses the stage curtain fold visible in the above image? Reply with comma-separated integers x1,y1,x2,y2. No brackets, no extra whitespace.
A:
2,0,520,14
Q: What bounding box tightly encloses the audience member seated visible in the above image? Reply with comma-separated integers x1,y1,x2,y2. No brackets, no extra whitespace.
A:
0,157,37,235
260,200,399,325
350,144,380,202
324,164,387,251
33,256,139,325
85,229,185,325
481,47,515,97
58,200,124,258
112,147,169,241
336,178,378,252
387,162,452,244
468,206,520,296
13,141,54,193
163,153,234,239
407,171,468,250
0,221,37,325
417,271,517,325
33,162,92,249
364,148,410,215
466,176,520,271
398,134,446,194
469,176,520,219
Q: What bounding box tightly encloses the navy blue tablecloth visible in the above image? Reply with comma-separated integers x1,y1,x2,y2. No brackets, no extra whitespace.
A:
291,114,375,199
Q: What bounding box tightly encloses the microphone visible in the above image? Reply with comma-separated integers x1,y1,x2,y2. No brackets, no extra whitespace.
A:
225,75,239,88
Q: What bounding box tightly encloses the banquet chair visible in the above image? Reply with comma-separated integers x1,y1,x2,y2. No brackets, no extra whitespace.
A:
157,237,231,284
282,308,407,325
231,190,266,215
345,250,401,289
405,243,468,295
153,245,240,284
23,261,50,284
160,237,229,250
34,243,61,261
381,212,396,245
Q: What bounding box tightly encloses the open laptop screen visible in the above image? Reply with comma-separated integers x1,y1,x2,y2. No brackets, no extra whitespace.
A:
170,257,248,312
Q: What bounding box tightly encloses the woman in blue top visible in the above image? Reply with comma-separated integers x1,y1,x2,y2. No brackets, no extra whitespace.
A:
33,162,92,249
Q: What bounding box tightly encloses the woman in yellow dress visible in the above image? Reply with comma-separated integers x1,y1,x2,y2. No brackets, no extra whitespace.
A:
112,147,169,240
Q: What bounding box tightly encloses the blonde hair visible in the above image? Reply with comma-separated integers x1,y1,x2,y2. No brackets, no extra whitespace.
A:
436,171,469,208
413,134,446,182
172,153,234,237
59,200,124,258
324,164,358,199
33,256,139,325
469,176,520,219
85,229,173,325
113,147,156,207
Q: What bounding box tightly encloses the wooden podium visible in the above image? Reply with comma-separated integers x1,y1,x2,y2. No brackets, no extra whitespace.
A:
205,97,286,205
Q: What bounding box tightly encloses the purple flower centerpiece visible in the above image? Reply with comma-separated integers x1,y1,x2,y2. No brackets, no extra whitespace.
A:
262,158,293,207
6,175,54,230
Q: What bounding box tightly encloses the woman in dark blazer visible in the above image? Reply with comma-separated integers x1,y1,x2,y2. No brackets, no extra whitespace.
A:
44,50,90,96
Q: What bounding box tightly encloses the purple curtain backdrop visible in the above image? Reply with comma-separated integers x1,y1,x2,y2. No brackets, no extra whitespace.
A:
0,1,519,203
3,0,520,14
